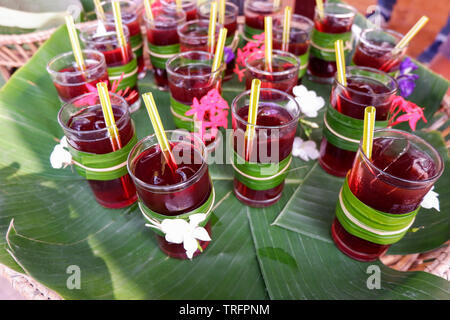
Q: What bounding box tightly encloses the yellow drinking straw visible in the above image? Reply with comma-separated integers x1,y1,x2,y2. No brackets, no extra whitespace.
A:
264,16,273,72
245,79,261,161
282,6,292,52
65,15,86,71
208,2,218,54
316,0,324,20
142,92,177,170
212,27,228,73
393,16,429,54
144,0,154,20
112,1,127,50
97,82,121,149
218,0,225,25
93,0,106,21
176,0,183,13
334,39,347,87
362,106,376,159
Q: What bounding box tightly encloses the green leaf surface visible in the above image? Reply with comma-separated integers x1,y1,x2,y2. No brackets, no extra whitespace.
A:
0,24,448,300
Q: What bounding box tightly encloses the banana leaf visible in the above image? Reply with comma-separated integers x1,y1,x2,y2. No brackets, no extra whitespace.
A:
0,24,449,300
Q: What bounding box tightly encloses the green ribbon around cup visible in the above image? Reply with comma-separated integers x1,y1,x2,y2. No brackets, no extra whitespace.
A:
107,58,138,90
170,96,195,131
68,134,138,181
147,42,180,69
232,151,292,191
298,50,310,78
335,177,419,245
130,33,143,58
310,29,352,62
323,106,389,152
139,186,215,237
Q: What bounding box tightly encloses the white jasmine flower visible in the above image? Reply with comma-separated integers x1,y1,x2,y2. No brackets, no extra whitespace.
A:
50,137,72,169
292,85,325,118
421,187,440,211
160,214,211,259
292,137,320,161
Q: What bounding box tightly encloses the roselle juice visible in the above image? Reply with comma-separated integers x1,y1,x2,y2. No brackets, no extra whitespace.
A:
161,0,197,21
178,20,221,52
128,133,213,259
308,3,355,81
47,50,108,102
245,50,300,93
352,29,406,73
102,0,145,76
319,67,397,177
244,0,280,40
332,130,444,261
145,9,185,90
231,89,300,207
61,96,137,208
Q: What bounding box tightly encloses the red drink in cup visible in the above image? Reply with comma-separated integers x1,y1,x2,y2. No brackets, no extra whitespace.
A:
352,28,407,73
127,131,214,259
99,0,146,78
273,13,314,82
245,50,300,93
231,88,300,207
47,50,109,102
244,0,281,41
167,51,224,132
161,0,197,21
80,22,141,112
177,19,222,52
58,92,138,208
144,8,186,90
332,129,444,261
308,3,355,82
319,66,397,177
294,0,322,20
197,1,239,80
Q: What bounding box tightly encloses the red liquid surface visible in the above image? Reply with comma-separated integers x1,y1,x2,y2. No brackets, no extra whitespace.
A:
353,39,402,72
53,64,109,102
332,136,438,261
319,78,394,177
147,22,180,89
294,0,319,20
245,3,276,31
233,104,296,207
132,144,212,259
169,64,219,105
245,59,298,93
308,15,353,79
67,105,137,208
179,29,213,52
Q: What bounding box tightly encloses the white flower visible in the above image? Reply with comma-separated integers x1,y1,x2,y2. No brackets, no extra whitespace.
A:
292,137,320,161
159,214,211,259
421,187,440,211
292,85,325,118
50,136,72,169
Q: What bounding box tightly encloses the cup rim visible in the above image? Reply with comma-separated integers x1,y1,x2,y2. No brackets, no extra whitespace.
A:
334,66,398,97
142,8,186,27
166,50,225,79
245,0,281,13
245,49,301,77
80,21,130,45
177,19,223,41
127,130,209,192
197,1,239,19
46,49,106,85
58,92,130,135
316,2,357,18
358,128,444,185
273,13,314,34
231,87,301,130
359,28,406,51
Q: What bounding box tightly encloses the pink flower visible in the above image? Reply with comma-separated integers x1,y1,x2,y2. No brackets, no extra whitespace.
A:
185,89,229,142
234,32,265,82
388,96,427,131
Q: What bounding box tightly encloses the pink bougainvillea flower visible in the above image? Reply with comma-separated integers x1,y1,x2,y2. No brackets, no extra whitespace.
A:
388,95,427,131
185,88,229,142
